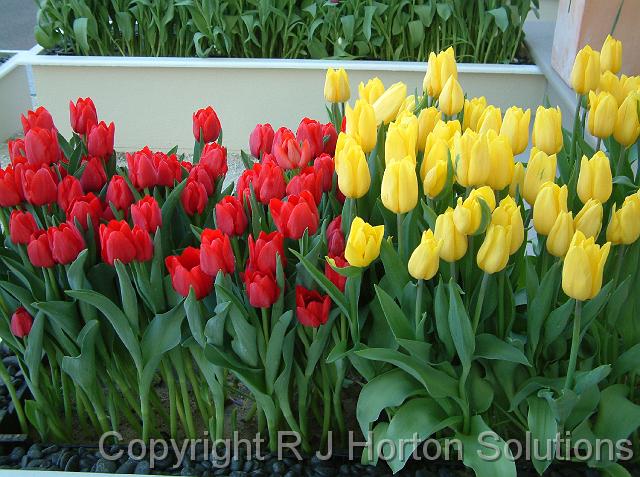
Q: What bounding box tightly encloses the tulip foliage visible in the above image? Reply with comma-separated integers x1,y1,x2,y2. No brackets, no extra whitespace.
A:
1,39,640,477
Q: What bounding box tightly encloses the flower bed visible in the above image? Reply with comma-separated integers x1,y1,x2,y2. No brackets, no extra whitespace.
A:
1,41,640,477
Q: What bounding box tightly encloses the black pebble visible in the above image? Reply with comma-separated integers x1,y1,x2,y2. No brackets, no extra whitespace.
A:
134,460,151,474
117,458,138,474
64,455,80,472
9,447,25,462
95,458,118,473
272,461,287,474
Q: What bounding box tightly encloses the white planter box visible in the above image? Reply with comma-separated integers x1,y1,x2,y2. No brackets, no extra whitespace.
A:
21,48,546,153
0,52,33,142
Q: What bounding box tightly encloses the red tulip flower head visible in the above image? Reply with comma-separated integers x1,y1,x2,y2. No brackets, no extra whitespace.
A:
181,179,208,216
243,270,280,308
47,223,86,265
57,175,84,211
165,247,213,299
200,229,235,277
193,106,221,143
247,231,286,276
254,162,286,204
326,215,345,256
270,190,319,240
24,127,61,166
131,195,162,233
67,193,103,231
199,142,228,180
100,220,153,266
8,139,26,165
249,123,275,159
189,164,215,196
322,122,338,155
325,254,348,292
9,210,38,245
22,165,58,206
80,157,107,192
21,106,55,134
27,230,54,268
69,97,98,135
273,127,312,169
126,147,182,189
313,153,335,193
87,121,115,159
10,307,33,338
296,118,324,159
286,166,323,205
295,286,331,327
105,175,134,212
215,195,248,236
0,167,23,207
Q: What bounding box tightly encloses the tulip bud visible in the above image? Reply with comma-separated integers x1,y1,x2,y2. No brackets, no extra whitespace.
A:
606,194,640,244
574,198,603,239
295,286,331,327
453,186,496,235
614,92,640,146
577,151,612,204
322,122,338,155
344,217,384,267
11,307,33,338
570,45,601,95
562,231,611,300
270,191,319,240
87,121,115,159
100,220,152,265
326,216,346,256
21,107,55,134
532,106,563,155
324,68,350,103
381,157,418,214
193,106,222,143
477,105,502,135
491,196,524,254
215,195,248,237
69,97,97,135
509,162,525,198
587,91,617,139
547,211,574,257
432,120,461,143
24,127,61,166
200,229,235,276
47,223,86,265
23,165,58,206
385,116,418,165
165,247,213,299
423,47,458,98
419,134,449,183
477,224,511,274
345,99,377,153
335,140,370,198
487,131,514,191
600,35,622,74
27,230,54,268
599,71,625,105
358,77,385,104
439,76,464,117
500,107,531,155
372,82,407,124
417,107,442,151
244,270,280,308
131,195,162,233
522,148,557,205
313,153,335,192
423,159,448,198
533,182,568,236
181,179,208,216
249,123,275,158
435,208,467,262
453,130,490,187
408,230,442,280
9,210,38,245
462,97,487,132
80,156,107,193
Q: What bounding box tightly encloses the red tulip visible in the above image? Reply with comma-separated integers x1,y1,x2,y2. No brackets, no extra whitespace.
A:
80,157,107,192
10,307,33,338
296,118,324,159
340,115,346,133
243,270,280,308
165,246,213,299
273,127,312,169
286,166,323,205
181,161,194,172
270,190,319,240
8,139,26,165
24,127,61,166
0,167,22,207
295,285,331,327
247,231,286,275
47,223,85,264
126,147,181,189
254,162,287,204
131,195,162,233
99,220,153,265
261,153,278,166
9,210,38,245
326,215,345,256
181,179,208,216
67,193,103,231
322,122,338,155
189,164,215,196
200,229,235,276
87,121,115,159
313,153,335,193
132,226,154,262
193,106,221,143
105,175,134,212
22,165,58,206
27,230,54,267
21,107,55,134
200,142,228,179
325,254,348,292
215,195,248,236
69,98,98,135
250,123,275,159
57,175,83,212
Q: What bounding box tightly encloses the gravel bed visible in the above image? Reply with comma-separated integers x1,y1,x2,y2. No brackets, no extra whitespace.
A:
0,342,24,420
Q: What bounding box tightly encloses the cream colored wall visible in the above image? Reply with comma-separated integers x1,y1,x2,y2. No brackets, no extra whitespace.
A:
0,62,32,141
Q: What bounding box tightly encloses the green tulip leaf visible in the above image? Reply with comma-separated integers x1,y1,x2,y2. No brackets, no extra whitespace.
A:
114,260,139,335
185,288,206,348
543,298,574,345
379,239,411,299
448,278,474,372
475,334,531,366
62,320,100,399
527,396,558,475
265,311,292,394
374,284,415,342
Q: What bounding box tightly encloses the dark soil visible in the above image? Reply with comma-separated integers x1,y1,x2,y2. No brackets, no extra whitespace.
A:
0,56,11,66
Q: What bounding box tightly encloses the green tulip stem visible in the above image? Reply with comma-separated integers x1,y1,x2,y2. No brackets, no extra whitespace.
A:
595,137,602,151
397,213,404,261
497,271,505,339
320,362,331,449
0,357,27,434
564,300,583,391
472,272,490,333
415,279,424,336
613,245,626,287
261,307,270,344
569,94,582,164
616,146,628,177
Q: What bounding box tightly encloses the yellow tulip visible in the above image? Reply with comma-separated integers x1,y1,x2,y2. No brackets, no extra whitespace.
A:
420,134,450,182
606,194,640,244
417,107,442,151
491,196,524,254
587,91,617,139
334,132,359,167
408,230,442,280
423,159,448,198
335,140,370,198
345,217,384,267
385,116,418,164
477,105,502,135
599,71,625,105
396,95,416,120
439,76,464,117
432,120,461,144
574,199,603,239
453,186,496,235
462,97,487,132
434,208,467,262
601,35,622,74
509,162,525,198
324,68,350,103
423,47,458,98
532,106,563,155
576,151,613,204
614,92,640,146
358,77,385,104
562,230,611,301
477,224,512,274
570,45,601,95
500,107,531,155
533,182,568,236
547,211,575,257
345,99,377,153
372,82,407,125
487,131,514,191
381,157,418,214
453,130,490,187
621,75,640,97
522,147,557,205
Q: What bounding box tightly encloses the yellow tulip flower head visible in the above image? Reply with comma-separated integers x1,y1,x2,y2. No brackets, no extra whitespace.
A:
381,157,418,214
599,71,625,105
358,77,385,104
334,132,359,167
417,107,442,151
614,92,640,146
453,186,496,235
420,133,450,182
606,194,640,244
408,230,442,280
396,95,416,120
385,116,418,165
500,106,531,155
622,75,640,97
423,47,458,98
423,159,448,199
439,76,464,117
533,182,568,236
574,198,603,239
477,105,502,135
522,147,558,205
587,91,618,139
570,45,601,95
462,97,488,132
491,196,524,254
532,106,563,155
453,130,490,187
601,35,622,74
372,82,407,125
547,211,575,257
509,162,525,198
577,151,613,204
335,139,371,198
435,208,468,262
432,120,461,144
562,230,611,301
345,217,385,268
345,99,377,153
477,223,512,274
487,131,515,191
324,68,350,103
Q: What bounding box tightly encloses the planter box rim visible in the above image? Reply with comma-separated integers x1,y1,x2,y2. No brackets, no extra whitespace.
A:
0,52,22,81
